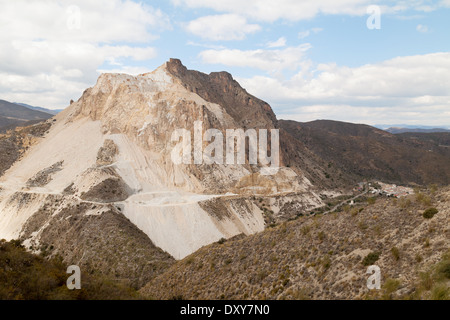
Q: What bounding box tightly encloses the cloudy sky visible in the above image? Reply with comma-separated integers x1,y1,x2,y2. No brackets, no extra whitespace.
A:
1,0,449,126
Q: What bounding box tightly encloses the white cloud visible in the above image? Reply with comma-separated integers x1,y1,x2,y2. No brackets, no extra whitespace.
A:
199,44,312,74
185,14,261,41
187,41,226,50
173,0,372,22
394,14,426,20
232,52,450,125
240,52,450,100
0,0,169,109
298,28,323,39
174,0,449,22
0,0,170,43
267,37,287,48
279,104,450,126
0,72,89,108
96,66,153,76
298,31,311,39
416,24,429,33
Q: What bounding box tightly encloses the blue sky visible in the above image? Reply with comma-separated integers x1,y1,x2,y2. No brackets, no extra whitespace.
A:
1,0,449,126
147,0,450,70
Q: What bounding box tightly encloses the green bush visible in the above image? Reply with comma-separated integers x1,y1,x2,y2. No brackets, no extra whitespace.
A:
436,252,450,280
391,247,400,261
430,285,449,300
423,208,438,219
362,251,380,266
318,231,325,241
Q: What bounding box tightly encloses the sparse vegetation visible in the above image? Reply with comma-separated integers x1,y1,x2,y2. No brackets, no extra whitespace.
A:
391,247,400,261
411,250,450,300
398,197,412,209
415,253,423,263
141,187,450,300
381,278,401,300
0,240,143,300
430,285,449,300
318,231,325,241
416,192,432,206
428,184,438,195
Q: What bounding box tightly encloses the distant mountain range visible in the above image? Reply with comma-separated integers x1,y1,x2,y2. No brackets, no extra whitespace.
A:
0,99,54,132
375,124,450,134
280,119,450,186
13,103,63,115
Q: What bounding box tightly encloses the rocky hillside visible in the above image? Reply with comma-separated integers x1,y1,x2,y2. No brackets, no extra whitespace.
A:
166,58,277,130
141,186,449,300
397,132,450,147
166,59,345,191
0,121,52,176
280,120,450,186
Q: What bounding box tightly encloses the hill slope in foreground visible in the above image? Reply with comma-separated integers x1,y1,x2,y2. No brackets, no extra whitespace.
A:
141,186,449,300
0,240,144,300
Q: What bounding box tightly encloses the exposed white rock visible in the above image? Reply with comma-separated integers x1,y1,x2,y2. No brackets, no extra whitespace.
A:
0,61,320,260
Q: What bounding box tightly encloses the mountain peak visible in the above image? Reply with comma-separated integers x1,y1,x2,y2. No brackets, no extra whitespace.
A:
166,57,185,69
163,59,277,129
166,58,233,80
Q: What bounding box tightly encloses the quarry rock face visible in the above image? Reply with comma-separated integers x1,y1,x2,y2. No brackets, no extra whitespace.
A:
0,59,322,266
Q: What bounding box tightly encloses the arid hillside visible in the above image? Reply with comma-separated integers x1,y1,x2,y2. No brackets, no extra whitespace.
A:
141,186,449,300
0,239,144,300
280,120,450,186
0,100,52,133
0,121,52,176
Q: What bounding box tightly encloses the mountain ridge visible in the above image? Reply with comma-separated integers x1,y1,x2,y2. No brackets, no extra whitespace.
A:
0,99,53,132
280,119,450,186
13,102,63,116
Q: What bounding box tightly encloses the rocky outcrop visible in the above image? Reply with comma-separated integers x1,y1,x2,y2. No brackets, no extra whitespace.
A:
26,161,64,187
0,59,323,269
166,58,278,130
96,139,118,166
